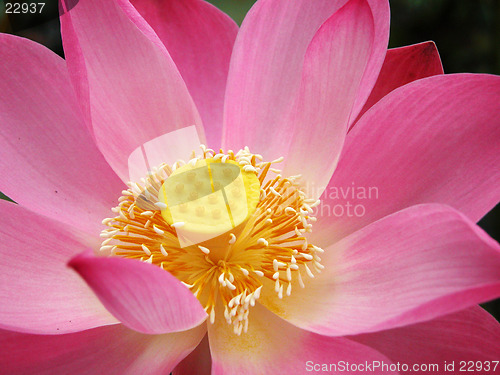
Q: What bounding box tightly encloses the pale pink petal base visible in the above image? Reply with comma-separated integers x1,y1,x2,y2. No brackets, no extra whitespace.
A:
208,304,396,374
0,201,117,334
259,204,500,337
351,306,500,374
0,323,206,375
69,254,207,334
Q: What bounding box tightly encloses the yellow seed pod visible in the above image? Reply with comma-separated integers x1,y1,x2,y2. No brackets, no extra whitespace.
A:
158,158,260,246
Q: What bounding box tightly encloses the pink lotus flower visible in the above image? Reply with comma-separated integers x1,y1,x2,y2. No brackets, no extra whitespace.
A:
1,0,499,373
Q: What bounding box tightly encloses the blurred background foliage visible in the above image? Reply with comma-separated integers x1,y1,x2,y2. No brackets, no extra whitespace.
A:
0,0,498,318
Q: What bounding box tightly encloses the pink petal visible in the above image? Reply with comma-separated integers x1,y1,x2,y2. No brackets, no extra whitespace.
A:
354,41,444,125
208,303,396,374
173,334,211,375
259,204,500,337
222,0,389,159
60,0,205,182
0,201,117,334
0,34,124,237
131,0,238,150
351,306,500,374
313,73,500,244
0,323,206,374
69,254,207,334
280,0,374,196
347,0,390,127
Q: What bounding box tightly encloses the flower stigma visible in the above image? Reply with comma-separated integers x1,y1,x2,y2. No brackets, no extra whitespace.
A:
100,146,323,335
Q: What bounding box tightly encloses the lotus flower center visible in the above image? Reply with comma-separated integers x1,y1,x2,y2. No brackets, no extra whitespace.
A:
100,146,323,335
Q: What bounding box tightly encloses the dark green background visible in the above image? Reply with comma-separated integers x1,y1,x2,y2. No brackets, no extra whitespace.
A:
1,0,499,319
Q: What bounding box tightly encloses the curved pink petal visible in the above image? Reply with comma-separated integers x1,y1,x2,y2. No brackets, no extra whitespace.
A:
0,33,124,237
222,0,389,159
0,323,206,374
313,73,500,245
259,204,500,337
69,254,207,334
347,0,390,127
0,200,117,334
354,41,444,126
351,306,500,374
208,303,396,374
60,0,205,182
280,0,374,196
131,0,238,150
173,334,211,375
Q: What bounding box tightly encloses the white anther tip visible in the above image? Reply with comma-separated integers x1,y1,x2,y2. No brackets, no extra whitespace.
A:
141,244,152,255
160,244,168,257
154,202,168,210
198,246,210,255
257,238,269,247
153,225,165,235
